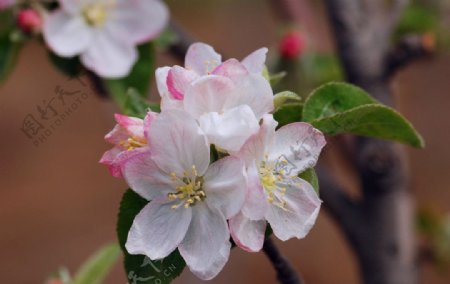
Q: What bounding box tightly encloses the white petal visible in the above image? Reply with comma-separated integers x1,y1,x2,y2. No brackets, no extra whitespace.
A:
241,163,269,220
122,149,174,201
59,0,82,14
224,73,274,119
229,212,266,252
203,156,246,218
185,42,222,75
241,47,268,74
43,11,92,57
126,200,192,260
179,204,230,280
198,105,260,152
184,75,235,118
234,114,278,166
111,0,169,44
80,28,137,78
268,122,326,176
149,110,210,176
266,177,321,241
155,67,170,97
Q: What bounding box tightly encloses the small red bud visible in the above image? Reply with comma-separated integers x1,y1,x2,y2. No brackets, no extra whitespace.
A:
16,8,42,34
279,31,305,60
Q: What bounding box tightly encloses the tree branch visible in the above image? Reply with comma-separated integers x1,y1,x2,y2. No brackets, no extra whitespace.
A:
385,33,434,77
167,20,195,63
263,237,303,284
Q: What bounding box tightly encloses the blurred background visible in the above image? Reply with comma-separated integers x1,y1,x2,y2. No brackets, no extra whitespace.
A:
0,0,449,283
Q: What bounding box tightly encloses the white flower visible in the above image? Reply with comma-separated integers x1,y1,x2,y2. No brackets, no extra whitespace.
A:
122,109,246,280
154,43,274,152
156,42,269,108
229,114,326,252
43,0,169,78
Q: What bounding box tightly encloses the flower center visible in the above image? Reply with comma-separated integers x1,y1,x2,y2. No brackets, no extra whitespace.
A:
119,136,147,151
82,3,112,27
168,165,206,209
259,157,288,209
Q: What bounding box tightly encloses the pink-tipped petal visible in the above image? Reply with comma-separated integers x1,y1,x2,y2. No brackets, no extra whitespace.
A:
99,146,123,177
241,47,268,74
167,66,199,100
268,122,326,176
266,178,321,241
203,156,246,219
43,11,92,57
185,42,222,75
149,110,210,176
126,200,192,260
114,114,145,140
212,59,248,79
179,204,230,280
229,212,266,252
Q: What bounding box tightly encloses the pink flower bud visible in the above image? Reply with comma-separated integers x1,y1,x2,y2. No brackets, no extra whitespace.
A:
16,9,42,34
279,31,305,60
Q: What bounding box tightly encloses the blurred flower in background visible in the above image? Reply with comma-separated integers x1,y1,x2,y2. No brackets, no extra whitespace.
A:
43,0,169,78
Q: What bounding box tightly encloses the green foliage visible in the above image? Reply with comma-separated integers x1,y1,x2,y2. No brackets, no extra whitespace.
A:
273,102,303,128
117,190,186,284
105,42,155,109
0,11,22,83
273,91,302,111
299,168,319,194
124,88,160,118
72,243,121,284
303,82,425,148
395,3,439,38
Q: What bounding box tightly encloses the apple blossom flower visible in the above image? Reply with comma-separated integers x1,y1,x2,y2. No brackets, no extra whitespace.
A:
156,42,269,108
229,114,326,252
154,43,274,152
43,0,169,78
122,110,246,280
100,112,157,178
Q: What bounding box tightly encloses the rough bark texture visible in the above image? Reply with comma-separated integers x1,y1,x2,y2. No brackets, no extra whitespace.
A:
323,1,419,283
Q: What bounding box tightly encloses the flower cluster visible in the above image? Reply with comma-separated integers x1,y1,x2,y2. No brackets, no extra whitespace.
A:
101,43,326,280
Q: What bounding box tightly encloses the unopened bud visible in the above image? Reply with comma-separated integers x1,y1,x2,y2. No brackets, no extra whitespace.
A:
279,31,305,60
17,9,42,34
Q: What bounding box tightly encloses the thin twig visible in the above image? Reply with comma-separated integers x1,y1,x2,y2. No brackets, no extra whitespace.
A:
263,238,303,284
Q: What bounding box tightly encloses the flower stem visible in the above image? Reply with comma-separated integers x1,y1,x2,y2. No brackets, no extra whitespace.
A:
263,238,304,284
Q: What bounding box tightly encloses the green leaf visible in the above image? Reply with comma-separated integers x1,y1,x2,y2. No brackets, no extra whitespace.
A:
72,243,121,284
48,52,82,78
303,82,377,122
0,32,22,82
310,104,425,148
303,82,424,148
105,42,155,109
273,103,303,128
273,91,302,111
117,190,186,284
124,88,160,118
269,71,287,87
299,168,319,194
